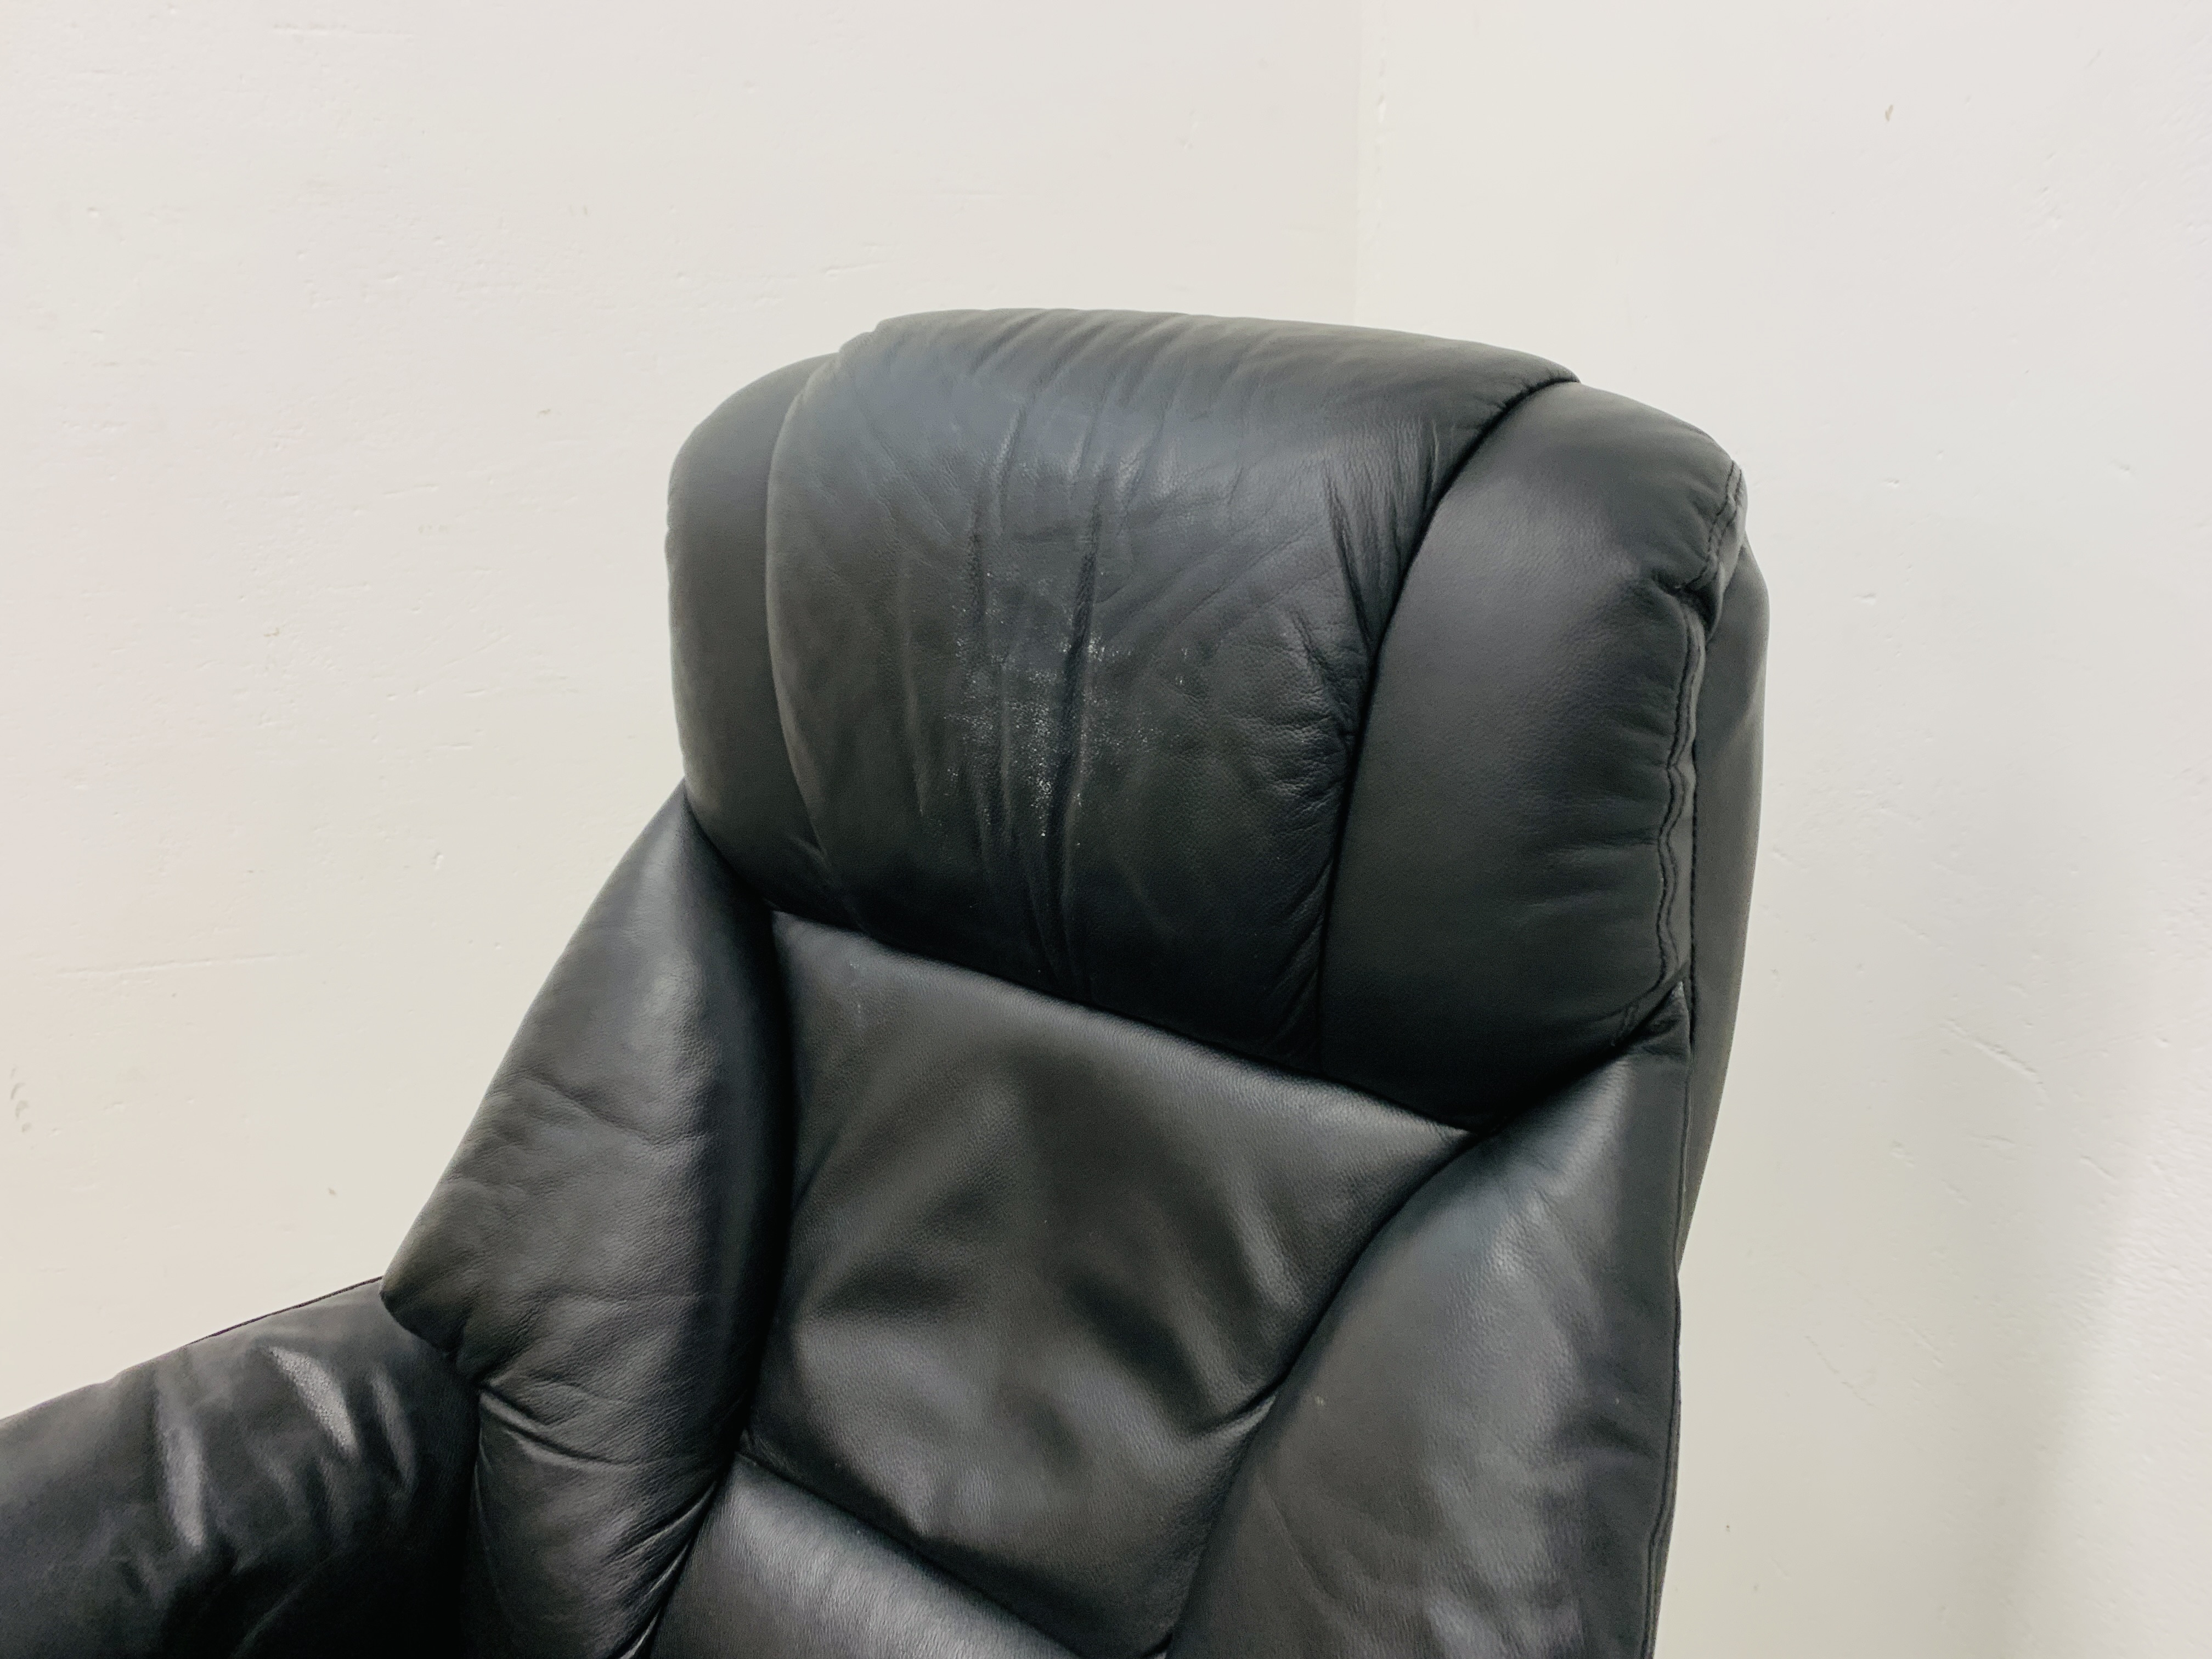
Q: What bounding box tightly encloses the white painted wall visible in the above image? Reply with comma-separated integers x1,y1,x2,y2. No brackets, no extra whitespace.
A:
1354,2,2211,1654
0,1,1355,1414
7,3,2210,1653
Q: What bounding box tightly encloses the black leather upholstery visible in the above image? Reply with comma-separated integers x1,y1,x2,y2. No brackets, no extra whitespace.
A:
0,1284,473,1658
744,915,1462,1656
0,309,1764,1659
382,791,793,1659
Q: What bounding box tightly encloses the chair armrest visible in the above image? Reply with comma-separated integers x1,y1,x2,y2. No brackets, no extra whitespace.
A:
0,1280,475,1659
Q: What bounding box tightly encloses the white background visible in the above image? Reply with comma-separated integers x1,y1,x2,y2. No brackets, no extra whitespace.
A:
3,4,2207,1654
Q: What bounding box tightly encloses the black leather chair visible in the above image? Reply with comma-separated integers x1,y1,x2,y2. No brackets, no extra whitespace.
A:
0,310,1765,1659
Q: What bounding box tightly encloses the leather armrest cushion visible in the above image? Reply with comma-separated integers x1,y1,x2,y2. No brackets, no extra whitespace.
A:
0,1280,475,1659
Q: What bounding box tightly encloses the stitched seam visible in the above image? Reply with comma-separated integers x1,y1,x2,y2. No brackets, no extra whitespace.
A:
1639,992,1695,1659
1639,1276,1686,1658
1662,619,1697,1006
1307,371,1577,1074
1638,520,1729,1650
1707,463,1746,572
163,1278,385,1350
1638,522,1735,1651
1607,460,1739,1052
1627,469,1740,1659
1607,607,1698,1056
1680,614,1708,1250
1651,461,1744,625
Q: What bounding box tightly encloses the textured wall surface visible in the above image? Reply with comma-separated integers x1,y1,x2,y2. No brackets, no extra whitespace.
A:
1354,2,2212,1654
0,0,1356,1413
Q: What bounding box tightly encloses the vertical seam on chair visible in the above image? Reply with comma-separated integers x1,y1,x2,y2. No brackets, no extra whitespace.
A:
1638,498,1742,1646
1638,1007,1696,1658
1634,471,1740,1656
160,1277,380,1347
1307,371,1576,1075
1661,677,1705,1645
1611,459,1738,1054
1639,1272,1686,1659
1663,616,1699,1007
1638,505,1728,1650
1707,464,1746,593
1607,605,1698,1057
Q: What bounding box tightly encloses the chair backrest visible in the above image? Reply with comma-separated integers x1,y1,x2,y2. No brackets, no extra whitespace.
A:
385,310,1767,1659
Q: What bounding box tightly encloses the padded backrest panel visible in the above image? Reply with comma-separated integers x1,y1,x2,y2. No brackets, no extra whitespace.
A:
671,310,1747,1127
741,914,1463,1657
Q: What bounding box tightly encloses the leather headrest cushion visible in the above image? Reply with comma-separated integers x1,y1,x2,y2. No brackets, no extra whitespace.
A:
670,309,1744,1126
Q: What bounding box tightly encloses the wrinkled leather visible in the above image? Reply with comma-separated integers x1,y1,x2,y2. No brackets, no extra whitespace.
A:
656,1458,1076,1659
0,309,1765,1659
692,310,1571,1074
0,1283,472,1659
382,790,793,1659
743,915,1463,1657
1171,1002,1696,1657
1323,381,1748,1126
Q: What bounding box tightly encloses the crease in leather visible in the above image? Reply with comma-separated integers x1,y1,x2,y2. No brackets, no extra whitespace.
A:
1167,1001,1696,1658
0,1282,474,1659
1616,592,1702,1056
656,1454,1081,1659
1617,453,1747,1057
1152,1073,1515,1643
740,911,1466,1658
753,308,1576,1080
381,789,792,1659
744,1451,1076,1650
1273,359,1567,1056
1317,380,1750,1126
1305,373,1578,1069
